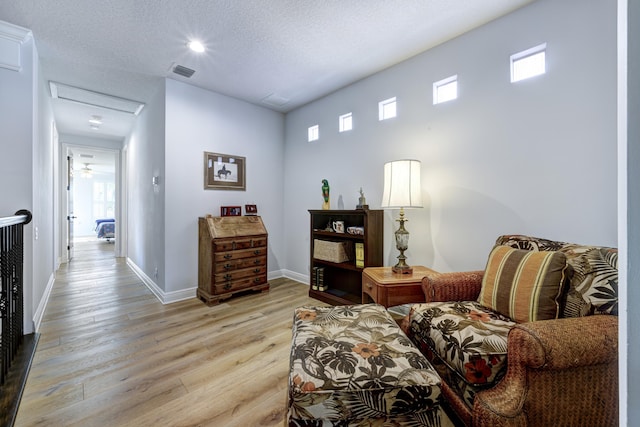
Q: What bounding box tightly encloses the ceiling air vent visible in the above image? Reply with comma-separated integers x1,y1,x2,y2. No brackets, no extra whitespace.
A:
173,64,195,78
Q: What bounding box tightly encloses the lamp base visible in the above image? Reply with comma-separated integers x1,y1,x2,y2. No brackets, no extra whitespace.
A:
392,263,413,274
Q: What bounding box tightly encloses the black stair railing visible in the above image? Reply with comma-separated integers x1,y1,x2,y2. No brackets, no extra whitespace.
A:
0,209,32,387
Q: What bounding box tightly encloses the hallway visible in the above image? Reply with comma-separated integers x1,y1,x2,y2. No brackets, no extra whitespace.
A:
15,240,316,426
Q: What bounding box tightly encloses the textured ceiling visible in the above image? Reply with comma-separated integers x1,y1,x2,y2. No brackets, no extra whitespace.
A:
0,0,534,140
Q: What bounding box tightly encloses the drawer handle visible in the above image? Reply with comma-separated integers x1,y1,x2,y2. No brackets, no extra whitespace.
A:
254,278,261,283
232,242,237,250
224,263,232,270
224,274,232,280
253,250,261,255
253,259,261,265
224,254,232,259
253,268,261,273
223,283,232,290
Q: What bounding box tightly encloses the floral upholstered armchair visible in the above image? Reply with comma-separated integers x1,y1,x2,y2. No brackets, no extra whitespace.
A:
402,235,618,426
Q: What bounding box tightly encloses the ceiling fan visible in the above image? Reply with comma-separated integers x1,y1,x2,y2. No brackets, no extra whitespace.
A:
80,163,93,179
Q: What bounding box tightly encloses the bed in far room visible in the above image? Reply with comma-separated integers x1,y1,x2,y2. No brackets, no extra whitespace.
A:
95,218,115,242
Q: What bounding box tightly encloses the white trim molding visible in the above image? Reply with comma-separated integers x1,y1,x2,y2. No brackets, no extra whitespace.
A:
33,272,55,332
0,20,31,71
127,258,196,304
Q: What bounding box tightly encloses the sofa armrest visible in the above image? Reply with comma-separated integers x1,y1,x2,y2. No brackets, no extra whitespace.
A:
421,270,484,302
473,315,618,427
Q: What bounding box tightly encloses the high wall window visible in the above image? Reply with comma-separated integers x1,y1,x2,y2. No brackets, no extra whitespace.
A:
511,43,546,82
339,112,353,132
433,75,458,104
378,97,397,121
308,125,319,142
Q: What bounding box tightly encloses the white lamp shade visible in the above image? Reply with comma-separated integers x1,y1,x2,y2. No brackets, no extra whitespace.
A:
381,159,423,208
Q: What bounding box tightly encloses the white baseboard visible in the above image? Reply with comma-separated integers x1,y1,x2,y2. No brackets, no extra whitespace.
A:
126,258,196,304
279,269,308,285
33,272,55,332
127,261,309,304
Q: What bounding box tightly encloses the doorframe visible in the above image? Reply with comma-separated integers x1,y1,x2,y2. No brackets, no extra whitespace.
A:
58,142,126,262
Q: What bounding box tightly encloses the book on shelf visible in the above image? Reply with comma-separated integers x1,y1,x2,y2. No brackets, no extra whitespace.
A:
311,266,318,290
316,267,328,291
355,242,365,268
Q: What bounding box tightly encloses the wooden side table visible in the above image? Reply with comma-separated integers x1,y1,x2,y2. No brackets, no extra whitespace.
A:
362,266,437,308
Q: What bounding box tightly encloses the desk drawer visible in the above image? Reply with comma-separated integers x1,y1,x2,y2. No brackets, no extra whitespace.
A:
362,274,378,302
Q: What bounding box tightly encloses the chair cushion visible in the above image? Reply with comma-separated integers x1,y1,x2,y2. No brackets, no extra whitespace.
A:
288,304,445,422
566,246,618,315
408,301,515,387
477,246,568,323
495,235,618,317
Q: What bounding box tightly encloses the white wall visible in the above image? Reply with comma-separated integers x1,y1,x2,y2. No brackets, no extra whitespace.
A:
125,79,166,289
622,0,639,422
164,79,285,294
31,41,57,332
283,0,617,279
0,34,33,239
0,24,57,334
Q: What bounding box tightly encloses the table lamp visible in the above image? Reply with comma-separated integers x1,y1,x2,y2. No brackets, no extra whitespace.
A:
380,159,423,274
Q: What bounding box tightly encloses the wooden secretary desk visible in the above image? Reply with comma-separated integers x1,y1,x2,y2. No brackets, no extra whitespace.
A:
197,215,269,306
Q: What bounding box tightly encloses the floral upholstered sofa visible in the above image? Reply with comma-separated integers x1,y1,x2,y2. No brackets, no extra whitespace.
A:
402,235,619,426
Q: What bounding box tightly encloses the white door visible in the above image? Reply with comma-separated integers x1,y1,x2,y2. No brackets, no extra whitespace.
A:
67,154,75,261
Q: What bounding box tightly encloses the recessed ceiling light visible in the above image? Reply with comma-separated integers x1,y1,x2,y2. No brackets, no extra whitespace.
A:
188,40,205,53
89,115,102,125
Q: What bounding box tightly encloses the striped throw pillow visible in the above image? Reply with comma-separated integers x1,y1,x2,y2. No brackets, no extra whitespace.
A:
478,246,568,323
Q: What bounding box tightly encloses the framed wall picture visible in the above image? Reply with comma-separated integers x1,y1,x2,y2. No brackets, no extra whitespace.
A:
245,204,257,215
221,206,242,216
204,152,246,191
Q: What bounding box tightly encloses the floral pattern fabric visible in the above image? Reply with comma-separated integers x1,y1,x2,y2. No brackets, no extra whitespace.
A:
288,304,452,427
407,301,515,387
495,235,618,316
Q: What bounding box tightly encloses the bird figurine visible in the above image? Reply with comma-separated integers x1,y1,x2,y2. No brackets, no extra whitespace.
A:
321,179,330,210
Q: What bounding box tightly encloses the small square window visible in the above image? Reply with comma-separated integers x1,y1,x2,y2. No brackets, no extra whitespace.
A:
433,75,458,105
378,97,397,121
339,113,353,132
308,125,319,142
511,43,546,82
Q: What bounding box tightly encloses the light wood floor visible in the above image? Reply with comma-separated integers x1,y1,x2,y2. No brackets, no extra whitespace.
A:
15,240,323,426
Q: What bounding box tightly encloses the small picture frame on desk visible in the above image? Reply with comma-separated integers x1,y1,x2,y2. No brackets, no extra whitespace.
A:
245,204,258,215
221,206,242,216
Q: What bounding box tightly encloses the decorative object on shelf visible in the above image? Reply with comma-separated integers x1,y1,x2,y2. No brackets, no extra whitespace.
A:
347,226,365,235
204,151,246,191
381,159,423,274
245,204,257,215
313,239,353,263
220,206,242,216
332,220,345,233
321,179,330,210
356,187,369,209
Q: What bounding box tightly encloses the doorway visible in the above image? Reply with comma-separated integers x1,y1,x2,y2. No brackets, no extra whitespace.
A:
60,143,124,263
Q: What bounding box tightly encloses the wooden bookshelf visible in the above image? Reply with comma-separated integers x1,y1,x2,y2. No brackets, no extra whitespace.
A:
308,209,383,305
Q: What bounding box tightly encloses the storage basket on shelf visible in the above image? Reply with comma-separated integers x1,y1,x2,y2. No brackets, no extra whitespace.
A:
313,239,353,263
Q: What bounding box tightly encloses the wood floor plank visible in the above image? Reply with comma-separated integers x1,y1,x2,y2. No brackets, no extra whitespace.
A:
15,240,327,426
